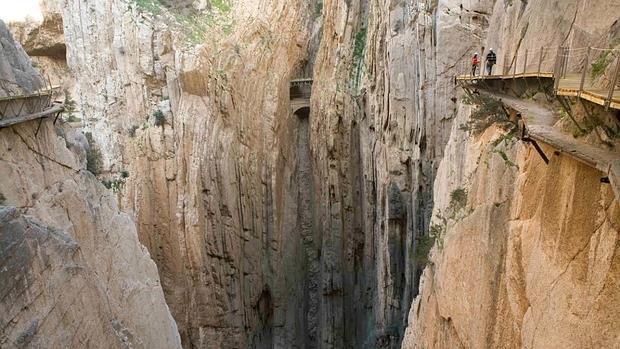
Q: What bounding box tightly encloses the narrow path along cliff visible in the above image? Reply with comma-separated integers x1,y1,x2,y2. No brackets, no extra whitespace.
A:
0,1,619,349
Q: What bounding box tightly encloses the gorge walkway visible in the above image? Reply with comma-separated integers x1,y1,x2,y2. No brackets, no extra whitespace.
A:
290,78,312,116
456,46,620,110
456,46,620,200
0,84,64,130
479,91,620,201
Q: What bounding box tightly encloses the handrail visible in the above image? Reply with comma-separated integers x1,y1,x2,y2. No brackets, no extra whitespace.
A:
0,102,65,129
0,85,61,102
456,45,620,110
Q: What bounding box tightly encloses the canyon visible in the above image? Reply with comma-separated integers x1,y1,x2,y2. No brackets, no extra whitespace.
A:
0,0,618,348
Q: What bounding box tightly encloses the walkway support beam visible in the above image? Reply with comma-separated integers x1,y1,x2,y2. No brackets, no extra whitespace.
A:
606,54,620,110
524,137,550,164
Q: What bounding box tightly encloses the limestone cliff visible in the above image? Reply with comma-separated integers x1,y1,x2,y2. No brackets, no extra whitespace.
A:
58,0,317,347
0,20,181,348
4,0,619,348
402,1,620,348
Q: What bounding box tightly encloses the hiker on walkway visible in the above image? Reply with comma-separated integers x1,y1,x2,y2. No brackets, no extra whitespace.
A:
471,53,480,76
486,48,497,75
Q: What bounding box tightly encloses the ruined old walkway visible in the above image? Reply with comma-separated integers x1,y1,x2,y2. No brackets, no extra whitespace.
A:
290,78,312,115
0,86,64,129
457,47,620,110
479,90,620,201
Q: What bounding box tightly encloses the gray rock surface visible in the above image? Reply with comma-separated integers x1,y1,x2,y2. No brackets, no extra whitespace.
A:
6,0,618,348
0,18,181,349
0,21,43,95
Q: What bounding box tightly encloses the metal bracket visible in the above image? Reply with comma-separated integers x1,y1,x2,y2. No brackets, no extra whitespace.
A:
523,137,550,164
53,110,61,125
35,117,43,137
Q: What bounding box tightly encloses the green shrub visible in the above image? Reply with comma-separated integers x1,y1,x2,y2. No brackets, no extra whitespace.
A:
131,0,234,44
133,0,163,14
314,1,323,18
128,125,139,137
102,178,126,193
63,89,77,113
449,188,468,212
591,51,612,81
65,113,81,123
429,215,447,250
414,233,435,266
153,110,166,126
350,27,368,89
85,132,103,175
63,89,80,122
493,149,518,168
462,94,510,135
211,0,232,13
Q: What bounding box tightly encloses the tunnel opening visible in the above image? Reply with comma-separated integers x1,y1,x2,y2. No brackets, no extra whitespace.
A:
294,106,310,119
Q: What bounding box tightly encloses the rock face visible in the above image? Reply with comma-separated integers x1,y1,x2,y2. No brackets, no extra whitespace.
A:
0,21,44,95
58,0,318,347
6,0,618,348
401,1,620,348
0,19,181,348
56,0,444,345
10,14,66,59
8,12,73,111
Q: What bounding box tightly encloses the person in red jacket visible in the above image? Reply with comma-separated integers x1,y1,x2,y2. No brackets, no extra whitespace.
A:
471,53,480,76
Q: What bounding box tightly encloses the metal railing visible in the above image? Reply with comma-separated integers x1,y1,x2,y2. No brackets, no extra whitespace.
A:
290,78,313,100
0,77,61,119
457,47,558,78
457,46,620,109
554,47,620,109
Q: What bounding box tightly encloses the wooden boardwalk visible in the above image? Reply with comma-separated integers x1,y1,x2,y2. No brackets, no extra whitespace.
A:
0,86,65,129
0,85,60,102
0,103,65,129
456,72,554,81
556,74,620,110
290,79,312,114
456,73,620,110
479,90,620,201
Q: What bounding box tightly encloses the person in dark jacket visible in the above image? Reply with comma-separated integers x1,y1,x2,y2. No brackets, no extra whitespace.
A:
486,49,497,75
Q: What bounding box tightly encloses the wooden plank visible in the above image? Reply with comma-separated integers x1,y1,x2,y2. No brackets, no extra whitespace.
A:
457,71,620,110
0,104,64,129
478,91,620,191
456,72,554,81
0,85,61,102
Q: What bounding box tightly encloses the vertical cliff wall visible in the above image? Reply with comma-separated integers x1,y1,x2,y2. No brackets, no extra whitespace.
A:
57,0,324,347
402,1,620,348
0,20,181,348
12,0,617,347
303,0,499,346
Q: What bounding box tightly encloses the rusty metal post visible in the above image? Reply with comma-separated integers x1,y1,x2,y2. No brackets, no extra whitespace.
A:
579,47,591,97
554,46,567,93
514,53,518,78
605,53,620,109
563,47,570,78
553,46,561,92
538,46,544,74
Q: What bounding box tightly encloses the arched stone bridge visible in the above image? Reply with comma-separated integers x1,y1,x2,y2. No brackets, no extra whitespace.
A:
290,78,312,118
